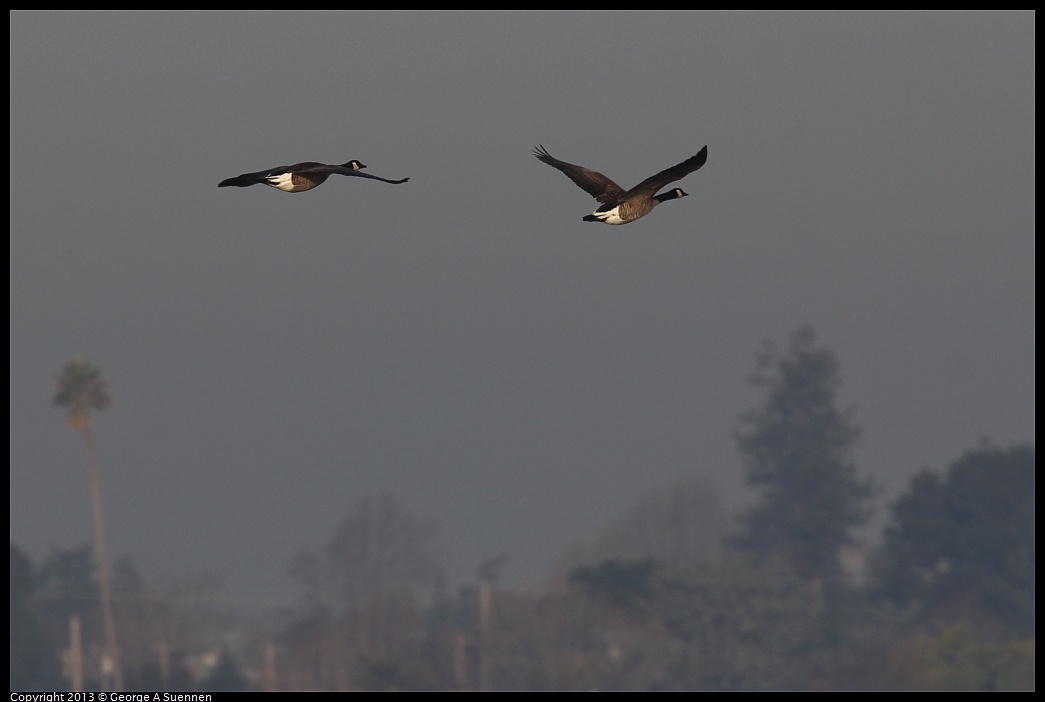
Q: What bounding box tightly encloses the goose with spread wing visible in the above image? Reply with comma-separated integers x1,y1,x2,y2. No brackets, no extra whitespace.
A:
534,145,707,224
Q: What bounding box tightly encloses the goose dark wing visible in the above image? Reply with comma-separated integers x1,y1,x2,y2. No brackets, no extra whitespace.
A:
625,146,708,197
328,165,410,185
533,145,627,204
280,162,326,173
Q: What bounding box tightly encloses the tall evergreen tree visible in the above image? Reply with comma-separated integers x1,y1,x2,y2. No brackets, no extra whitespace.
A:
733,326,873,583
52,359,123,690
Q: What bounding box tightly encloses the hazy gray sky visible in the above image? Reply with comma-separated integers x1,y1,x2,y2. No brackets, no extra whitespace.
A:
10,12,1034,607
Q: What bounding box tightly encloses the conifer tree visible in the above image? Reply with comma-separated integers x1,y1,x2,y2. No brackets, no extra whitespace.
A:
733,327,873,583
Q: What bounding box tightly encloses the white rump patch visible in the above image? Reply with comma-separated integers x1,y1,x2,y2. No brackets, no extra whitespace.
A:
264,172,298,191
591,206,627,225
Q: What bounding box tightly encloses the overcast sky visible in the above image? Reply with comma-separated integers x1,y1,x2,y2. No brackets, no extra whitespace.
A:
10,11,1034,607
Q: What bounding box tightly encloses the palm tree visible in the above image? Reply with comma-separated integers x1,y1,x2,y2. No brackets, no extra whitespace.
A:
52,359,123,690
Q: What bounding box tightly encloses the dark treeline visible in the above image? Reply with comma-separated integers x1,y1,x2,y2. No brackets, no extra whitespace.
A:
12,328,1034,690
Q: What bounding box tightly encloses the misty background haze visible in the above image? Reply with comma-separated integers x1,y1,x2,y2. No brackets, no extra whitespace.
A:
10,11,1034,611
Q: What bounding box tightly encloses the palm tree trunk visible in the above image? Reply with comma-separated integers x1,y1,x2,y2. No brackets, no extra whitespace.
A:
84,426,124,691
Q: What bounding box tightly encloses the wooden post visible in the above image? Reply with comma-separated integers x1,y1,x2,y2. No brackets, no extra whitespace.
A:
66,615,84,692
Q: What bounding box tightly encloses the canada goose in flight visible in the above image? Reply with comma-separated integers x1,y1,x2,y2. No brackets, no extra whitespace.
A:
218,160,409,193
534,145,707,225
